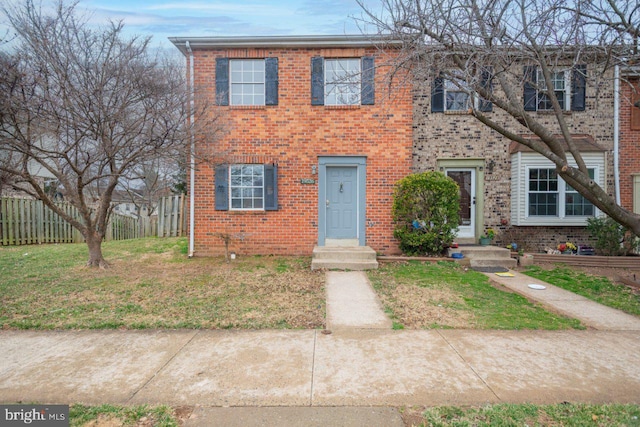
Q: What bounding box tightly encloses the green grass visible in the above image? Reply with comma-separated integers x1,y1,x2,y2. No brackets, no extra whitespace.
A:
410,403,640,426
0,238,325,330
524,265,640,317
70,404,178,427
369,261,583,330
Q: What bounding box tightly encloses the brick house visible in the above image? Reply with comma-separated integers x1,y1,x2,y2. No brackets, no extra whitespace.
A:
620,67,640,216
413,64,617,251
170,35,412,257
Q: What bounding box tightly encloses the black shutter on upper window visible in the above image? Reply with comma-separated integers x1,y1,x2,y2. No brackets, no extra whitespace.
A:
479,67,493,112
431,76,444,112
264,164,278,211
571,65,586,111
215,164,229,211
361,56,375,105
215,58,229,106
523,65,537,111
311,57,324,106
265,58,279,106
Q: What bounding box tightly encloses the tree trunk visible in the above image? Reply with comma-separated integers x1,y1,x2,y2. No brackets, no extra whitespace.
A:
85,231,109,268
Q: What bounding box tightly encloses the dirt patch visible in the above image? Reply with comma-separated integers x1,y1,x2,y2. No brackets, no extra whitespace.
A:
386,284,474,328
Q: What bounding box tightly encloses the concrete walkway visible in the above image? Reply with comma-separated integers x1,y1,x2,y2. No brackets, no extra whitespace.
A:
325,271,392,330
485,269,640,330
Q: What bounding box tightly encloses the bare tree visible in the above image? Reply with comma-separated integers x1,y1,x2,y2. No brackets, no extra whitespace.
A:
0,0,203,267
358,0,640,237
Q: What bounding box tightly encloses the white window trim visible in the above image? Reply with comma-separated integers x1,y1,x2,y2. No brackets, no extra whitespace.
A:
324,58,361,106
524,166,598,219
536,69,571,112
229,59,265,106
229,164,265,211
511,152,603,226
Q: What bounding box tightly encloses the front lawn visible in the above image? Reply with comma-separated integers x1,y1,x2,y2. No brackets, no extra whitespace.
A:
369,261,583,330
523,265,640,317
0,238,325,330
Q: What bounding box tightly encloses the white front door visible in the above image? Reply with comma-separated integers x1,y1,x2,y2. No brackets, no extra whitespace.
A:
446,169,476,239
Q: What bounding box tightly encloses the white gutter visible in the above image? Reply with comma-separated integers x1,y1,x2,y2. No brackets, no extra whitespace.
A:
614,65,621,204
186,40,196,258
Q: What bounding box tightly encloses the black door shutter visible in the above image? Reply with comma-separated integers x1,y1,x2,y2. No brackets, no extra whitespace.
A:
361,56,375,105
479,67,493,112
523,65,537,111
264,164,278,211
311,57,324,105
265,57,279,106
571,65,586,111
431,76,444,112
215,164,229,211
215,58,229,106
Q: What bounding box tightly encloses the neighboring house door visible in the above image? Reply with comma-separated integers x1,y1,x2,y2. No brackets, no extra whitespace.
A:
326,166,358,239
446,169,476,239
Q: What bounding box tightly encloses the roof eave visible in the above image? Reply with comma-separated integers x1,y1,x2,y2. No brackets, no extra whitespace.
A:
169,34,403,54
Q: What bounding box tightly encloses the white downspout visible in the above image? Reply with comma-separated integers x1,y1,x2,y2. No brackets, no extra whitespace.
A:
186,41,196,258
614,65,621,205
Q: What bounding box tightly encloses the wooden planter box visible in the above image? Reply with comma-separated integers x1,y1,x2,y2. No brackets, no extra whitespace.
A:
532,253,640,268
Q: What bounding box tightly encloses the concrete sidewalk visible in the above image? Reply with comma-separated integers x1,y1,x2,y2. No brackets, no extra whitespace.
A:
2,329,640,408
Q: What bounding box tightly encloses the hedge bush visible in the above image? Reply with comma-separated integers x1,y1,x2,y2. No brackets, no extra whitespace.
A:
392,171,460,255
586,216,640,256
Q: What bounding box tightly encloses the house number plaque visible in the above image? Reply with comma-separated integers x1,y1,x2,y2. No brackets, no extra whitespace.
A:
300,178,316,184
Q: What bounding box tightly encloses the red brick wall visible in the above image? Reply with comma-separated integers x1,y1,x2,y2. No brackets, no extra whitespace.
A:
620,79,640,212
189,46,412,256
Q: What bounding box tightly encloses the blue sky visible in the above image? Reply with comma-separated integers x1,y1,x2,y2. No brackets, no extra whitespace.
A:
76,0,379,48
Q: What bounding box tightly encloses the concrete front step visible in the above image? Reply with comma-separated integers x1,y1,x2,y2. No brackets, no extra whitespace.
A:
311,246,379,271
448,245,517,269
470,257,518,269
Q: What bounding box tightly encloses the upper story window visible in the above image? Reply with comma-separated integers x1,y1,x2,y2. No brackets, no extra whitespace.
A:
230,60,265,106
524,65,586,112
536,70,568,111
324,59,361,106
215,57,278,106
431,68,493,113
311,56,375,106
443,73,473,111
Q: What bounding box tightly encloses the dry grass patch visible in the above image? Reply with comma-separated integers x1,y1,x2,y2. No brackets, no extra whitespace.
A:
369,261,583,330
1,238,325,330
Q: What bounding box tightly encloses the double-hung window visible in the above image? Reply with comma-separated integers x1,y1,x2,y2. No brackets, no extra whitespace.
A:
431,68,493,113
528,168,559,216
523,65,586,112
324,59,361,106
215,163,278,211
215,57,278,106
443,73,473,111
230,60,265,106
230,164,264,210
536,69,568,111
310,56,375,106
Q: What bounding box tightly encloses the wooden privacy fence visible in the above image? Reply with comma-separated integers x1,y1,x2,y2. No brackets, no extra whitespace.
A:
156,194,186,237
0,197,155,246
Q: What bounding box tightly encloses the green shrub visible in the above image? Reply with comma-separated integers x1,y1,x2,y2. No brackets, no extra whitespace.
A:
586,216,639,256
392,171,460,255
